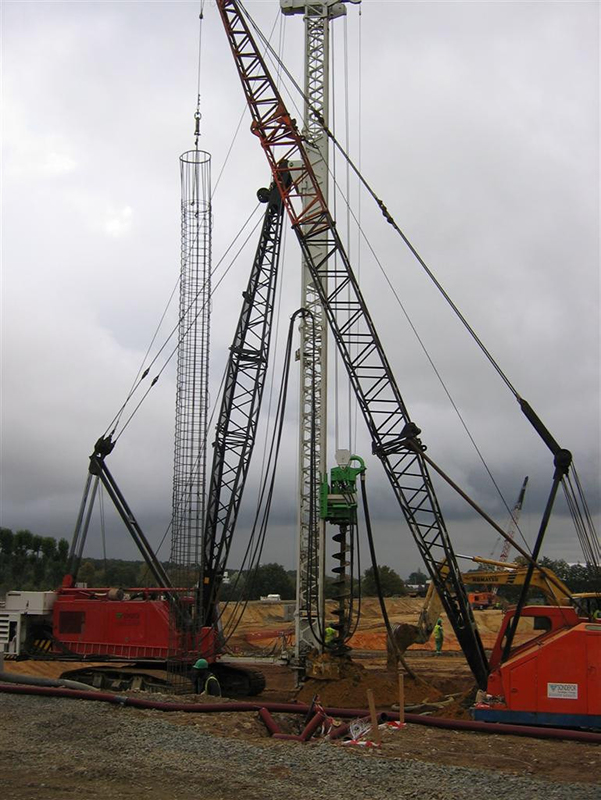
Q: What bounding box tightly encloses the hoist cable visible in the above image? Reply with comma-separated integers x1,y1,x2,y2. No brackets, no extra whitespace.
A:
323,163,531,551
238,0,519,401
257,223,288,487
563,471,600,568
196,1,205,103
99,485,107,579
103,202,261,439
571,465,600,565
218,309,303,643
110,206,263,442
359,473,416,678
137,361,228,587
237,0,535,545
105,276,181,438
238,6,597,558
221,309,307,642
331,21,340,451
193,0,207,148
353,5,363,452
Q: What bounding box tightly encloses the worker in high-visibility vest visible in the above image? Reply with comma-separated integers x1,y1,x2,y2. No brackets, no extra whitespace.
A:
324,624,337,649
433,618,444,656
191,658,222,696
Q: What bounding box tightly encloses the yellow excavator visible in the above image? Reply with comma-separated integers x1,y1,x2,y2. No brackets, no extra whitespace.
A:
387,556,599,668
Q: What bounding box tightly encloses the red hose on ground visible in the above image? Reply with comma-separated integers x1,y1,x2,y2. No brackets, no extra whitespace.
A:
1,682,599,744
258,707,281,735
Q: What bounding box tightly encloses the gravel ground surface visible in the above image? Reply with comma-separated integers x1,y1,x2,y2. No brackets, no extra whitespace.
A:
1,692,599,800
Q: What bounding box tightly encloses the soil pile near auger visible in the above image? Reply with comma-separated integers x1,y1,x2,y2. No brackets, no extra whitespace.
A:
295,656,443,708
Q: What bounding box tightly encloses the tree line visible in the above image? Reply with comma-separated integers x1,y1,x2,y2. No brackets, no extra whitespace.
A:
0,528,69,595
1,527,596,602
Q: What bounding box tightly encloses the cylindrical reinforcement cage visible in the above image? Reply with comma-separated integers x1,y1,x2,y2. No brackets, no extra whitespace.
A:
169,149,212,688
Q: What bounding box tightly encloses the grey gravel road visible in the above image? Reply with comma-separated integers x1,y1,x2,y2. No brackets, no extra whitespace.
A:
0,692,597,800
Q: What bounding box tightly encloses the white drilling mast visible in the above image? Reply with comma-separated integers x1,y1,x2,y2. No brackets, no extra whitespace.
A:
280,0,361,673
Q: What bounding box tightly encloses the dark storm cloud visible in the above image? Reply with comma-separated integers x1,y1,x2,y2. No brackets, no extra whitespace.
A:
2,1,598,573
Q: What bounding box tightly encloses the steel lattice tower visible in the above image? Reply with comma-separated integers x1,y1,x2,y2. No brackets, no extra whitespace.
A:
171,149,212,608
281,0,360,672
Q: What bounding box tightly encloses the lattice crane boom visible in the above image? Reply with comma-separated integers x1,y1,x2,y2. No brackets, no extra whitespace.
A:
201,182,287,623
216,0,489,689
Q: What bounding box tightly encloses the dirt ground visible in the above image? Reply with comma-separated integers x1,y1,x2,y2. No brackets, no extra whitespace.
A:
2,598,599,789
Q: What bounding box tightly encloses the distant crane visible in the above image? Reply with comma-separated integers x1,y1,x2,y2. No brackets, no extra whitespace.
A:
498,476,529,564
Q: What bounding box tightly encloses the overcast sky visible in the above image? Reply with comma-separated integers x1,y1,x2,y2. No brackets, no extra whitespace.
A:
2,0,599,580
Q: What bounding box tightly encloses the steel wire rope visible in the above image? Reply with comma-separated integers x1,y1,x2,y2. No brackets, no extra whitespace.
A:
103,203,262,440
194,0,206,146
359,473,416,678
112,207,264,443
353,2,363,453
343,15,355,452
222,322,297,638
217,309,304,643
321,162,532,554
219,309,309,645
331,18,340,451
216,308,299,627
108,278,181,439
211,230,290,629
105,2,210,439
243,1,597,555
98,485,108,580
241,0,518,395
570,466,600,566
563,473,600,568
236,1,533,548
136,367,230,585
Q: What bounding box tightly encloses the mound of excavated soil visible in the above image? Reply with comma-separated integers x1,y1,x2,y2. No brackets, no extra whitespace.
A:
295,658,442,709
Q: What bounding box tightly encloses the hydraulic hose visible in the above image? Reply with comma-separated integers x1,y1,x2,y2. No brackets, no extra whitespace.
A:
0,681,599,743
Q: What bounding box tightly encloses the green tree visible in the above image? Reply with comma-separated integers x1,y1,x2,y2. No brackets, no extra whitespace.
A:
57,539,69,562
41,537,57,560
362,565,406,597
78,560,98,586
245,563,295,600
407,570,428,587
219,570,246,602
0,528,14,556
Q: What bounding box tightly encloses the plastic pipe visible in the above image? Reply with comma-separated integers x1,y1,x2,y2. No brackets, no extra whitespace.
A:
0,670,97,692
400,711,601,743
0,682,599,744
272,711,326,742
258,707,281,735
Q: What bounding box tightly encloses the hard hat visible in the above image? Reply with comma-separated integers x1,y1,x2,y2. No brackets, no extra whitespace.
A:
193,658,209,670
437,618,443,625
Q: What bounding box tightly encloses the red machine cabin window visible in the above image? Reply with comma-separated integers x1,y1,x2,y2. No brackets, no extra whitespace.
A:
59,611,86,634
